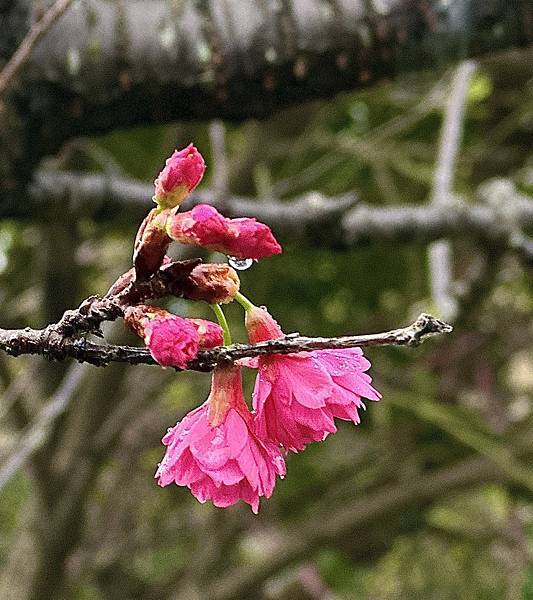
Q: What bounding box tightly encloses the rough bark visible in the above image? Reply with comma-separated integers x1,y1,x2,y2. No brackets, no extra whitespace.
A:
0,312,452,369
16,0,533,129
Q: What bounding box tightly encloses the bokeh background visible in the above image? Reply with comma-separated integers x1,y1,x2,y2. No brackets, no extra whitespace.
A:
1,1,533,599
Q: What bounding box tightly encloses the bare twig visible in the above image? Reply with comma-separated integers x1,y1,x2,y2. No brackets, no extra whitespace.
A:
207,453,516,600
0,0,75,98
431,62,477,206
0,362,88,491
0,314,452,371
26,169,357,230
428,60,477,321
342,198,533,246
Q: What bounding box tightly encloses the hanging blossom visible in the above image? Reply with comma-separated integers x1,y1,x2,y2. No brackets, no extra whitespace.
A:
124,305,223,369
154,143,206,208
156,364,286,513
244,304,381,452
166,204,282,260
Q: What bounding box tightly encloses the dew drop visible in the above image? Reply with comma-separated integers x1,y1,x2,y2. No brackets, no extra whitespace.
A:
228,256,254,270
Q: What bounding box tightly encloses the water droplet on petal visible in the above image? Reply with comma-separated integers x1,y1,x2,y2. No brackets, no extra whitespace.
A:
228,256,254,270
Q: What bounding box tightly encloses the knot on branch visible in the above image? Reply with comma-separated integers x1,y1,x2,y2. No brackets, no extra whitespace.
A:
55,296,123,337
407,313,453,347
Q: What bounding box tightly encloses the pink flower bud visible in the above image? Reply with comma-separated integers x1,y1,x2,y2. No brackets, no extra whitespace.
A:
124,305,222,369
154,144,206,208
144,315,199,369
245,305,284,343
124,305,224,365
183,264,240,304
166,204,282,260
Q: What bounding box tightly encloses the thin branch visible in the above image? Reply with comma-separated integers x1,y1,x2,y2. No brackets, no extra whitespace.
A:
207,453,516,600
0,0,75,98
342,197,533,246
431,61,477,206
26,169,357,230
17,170,533,262
428,60,477,321
0,314,452,371
0,362,88,491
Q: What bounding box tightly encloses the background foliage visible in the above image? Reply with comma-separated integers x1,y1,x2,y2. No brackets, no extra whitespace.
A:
0,41,532,600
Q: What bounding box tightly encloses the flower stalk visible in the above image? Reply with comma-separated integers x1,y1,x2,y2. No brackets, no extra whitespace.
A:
234,291,256,312
212,303,232,346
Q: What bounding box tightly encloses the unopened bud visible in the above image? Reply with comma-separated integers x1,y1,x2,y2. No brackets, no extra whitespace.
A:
133,209,171,281
183,264,240,304
124,305,223,366
153,144,206,209
245,305,284,343
124,304,198,368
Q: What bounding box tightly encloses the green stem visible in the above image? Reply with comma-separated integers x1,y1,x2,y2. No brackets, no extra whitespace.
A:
234,292,256,312
212,304,232,346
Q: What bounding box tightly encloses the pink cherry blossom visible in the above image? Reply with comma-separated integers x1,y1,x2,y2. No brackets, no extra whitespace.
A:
156,365,286,513
154,144,206,208
144,314,200,369
166,204,282,260
246,306,381,452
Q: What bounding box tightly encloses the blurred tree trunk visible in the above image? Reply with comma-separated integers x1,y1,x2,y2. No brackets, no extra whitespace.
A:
1,0,532,214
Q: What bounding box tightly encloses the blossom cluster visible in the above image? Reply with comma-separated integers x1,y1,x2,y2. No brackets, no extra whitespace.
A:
126,145,381,513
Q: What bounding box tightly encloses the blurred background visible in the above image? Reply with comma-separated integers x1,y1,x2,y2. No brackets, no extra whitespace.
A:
0,1,533,599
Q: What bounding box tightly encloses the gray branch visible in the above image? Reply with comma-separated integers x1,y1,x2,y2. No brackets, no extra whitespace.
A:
1,0,532,223
428,60,477,321
13,0,533,128
0,362,88,491
16,170,533,262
